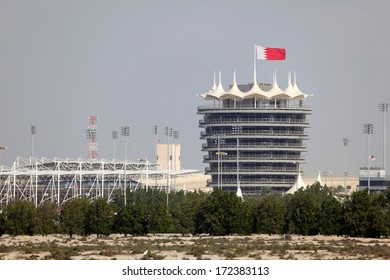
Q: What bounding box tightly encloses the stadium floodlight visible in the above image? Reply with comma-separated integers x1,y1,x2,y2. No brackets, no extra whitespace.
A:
112,130,118,160
343,138,349,197
0,146,7,170
363,123,374,194
379,103,388,172
31,125,37,164
120,126,130,205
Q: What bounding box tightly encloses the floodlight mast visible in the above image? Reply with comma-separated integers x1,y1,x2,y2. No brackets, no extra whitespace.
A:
121,125,130,206
343,138,349,197
31,125,36,165
112,131,118,160
363,123,374,194
379,103,388,173
0,146,7,171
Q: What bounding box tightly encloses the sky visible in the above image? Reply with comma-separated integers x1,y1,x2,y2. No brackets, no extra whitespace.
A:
0,0,389,179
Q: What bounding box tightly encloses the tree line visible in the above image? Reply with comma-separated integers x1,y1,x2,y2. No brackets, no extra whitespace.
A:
1,183,390,238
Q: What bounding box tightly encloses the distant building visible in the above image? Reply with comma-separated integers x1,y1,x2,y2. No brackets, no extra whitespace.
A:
197,72,312,196
359,167,390,192
156,143,181,171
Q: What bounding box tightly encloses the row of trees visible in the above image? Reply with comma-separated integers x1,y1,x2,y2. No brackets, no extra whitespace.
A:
1,183,390,238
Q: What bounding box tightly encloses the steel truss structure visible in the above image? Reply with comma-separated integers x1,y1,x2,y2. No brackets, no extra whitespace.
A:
0,157,196,206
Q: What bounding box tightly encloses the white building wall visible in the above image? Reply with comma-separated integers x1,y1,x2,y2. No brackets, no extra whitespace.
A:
156,143,181,171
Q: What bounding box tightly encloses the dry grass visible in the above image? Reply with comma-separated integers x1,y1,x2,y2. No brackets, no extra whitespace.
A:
0,234,390,260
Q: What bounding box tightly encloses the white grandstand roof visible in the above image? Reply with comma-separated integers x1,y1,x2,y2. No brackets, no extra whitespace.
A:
199,71,312,101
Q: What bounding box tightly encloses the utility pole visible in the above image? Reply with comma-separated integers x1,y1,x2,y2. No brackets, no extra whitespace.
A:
363,123,374,194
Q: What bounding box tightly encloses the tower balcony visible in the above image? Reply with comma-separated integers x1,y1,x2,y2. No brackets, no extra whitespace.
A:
205,166,299,175
200,130,308,139
199,117,310,127
202,142,306,151
203,154,305,162
206,178,296,187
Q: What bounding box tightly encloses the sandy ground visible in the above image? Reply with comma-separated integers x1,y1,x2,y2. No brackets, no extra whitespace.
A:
1,234,390,260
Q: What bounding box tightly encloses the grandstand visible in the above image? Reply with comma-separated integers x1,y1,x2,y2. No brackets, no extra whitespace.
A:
0,157,199,206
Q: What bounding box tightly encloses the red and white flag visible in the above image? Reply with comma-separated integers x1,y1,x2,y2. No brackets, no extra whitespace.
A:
256,45,286,60
370,155,376,160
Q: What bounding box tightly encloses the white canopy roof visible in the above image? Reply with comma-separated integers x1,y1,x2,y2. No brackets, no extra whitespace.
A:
286,173,306,194
199,71,312,101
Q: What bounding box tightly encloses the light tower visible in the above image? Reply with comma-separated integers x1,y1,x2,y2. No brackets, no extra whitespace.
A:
0,146,7,170
121,125,130,206
85,116,98,160
379,103,388,173
363,123,374,194
30,125,37,164
343,138,349,197
112,130,118,160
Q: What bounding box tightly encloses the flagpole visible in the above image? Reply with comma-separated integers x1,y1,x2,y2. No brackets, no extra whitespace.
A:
253,44,257,83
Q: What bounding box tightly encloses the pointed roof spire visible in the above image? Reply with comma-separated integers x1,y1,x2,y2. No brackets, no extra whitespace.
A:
268,70,285,99
292,71,310,99
212,71,217,91
209,70,226,99
316,170,323,186
286,173,306,194
273,70,278,85
221,70,243,100
284,71,295,98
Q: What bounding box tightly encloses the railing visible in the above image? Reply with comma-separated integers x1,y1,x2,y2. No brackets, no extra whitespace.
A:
206,178,296,185
197,104,311,111
202,143,306,149
200,130,308,137
199,117,309,125
204,154,304,161
205,166,299,173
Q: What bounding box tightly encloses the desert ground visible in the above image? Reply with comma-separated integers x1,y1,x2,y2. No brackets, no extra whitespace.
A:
1,234,390,260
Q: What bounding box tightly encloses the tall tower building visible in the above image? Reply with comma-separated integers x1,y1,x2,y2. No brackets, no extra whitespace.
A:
197,72,312,196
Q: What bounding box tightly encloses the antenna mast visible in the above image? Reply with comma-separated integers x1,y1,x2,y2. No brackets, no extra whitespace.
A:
86,116,98,160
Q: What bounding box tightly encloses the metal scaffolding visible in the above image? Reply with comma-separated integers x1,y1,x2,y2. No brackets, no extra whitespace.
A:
0,157,197,206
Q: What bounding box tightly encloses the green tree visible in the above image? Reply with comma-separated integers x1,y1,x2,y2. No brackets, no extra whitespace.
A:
0,207,6,236
113,202,146,235
169,190,207,235
5,200,36,236
147,200,172,234
381,188,390,236
35,200,60,235
285,189,319,235
344,190,387,237
87,197,114,236
304,183,344,235
317,195,344,235
112,189,173,235
196,189,252,235
60,197,90,238
255,195,287,234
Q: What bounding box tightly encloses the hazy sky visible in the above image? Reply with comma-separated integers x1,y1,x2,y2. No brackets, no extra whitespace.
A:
0,0,389,179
